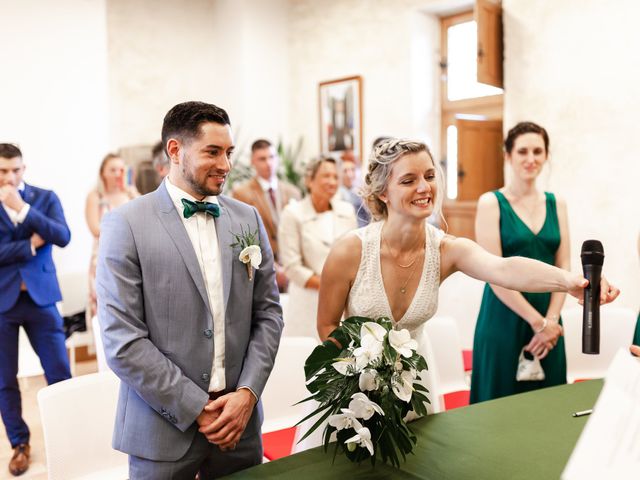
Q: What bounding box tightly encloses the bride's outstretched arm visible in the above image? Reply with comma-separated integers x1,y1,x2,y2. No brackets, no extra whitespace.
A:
317,233,362,342
440,236,619,304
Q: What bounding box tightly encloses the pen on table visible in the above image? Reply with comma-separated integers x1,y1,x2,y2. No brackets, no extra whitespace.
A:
572,409,593,417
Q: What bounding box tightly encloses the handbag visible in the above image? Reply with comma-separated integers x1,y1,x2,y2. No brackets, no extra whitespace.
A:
516,347,545,381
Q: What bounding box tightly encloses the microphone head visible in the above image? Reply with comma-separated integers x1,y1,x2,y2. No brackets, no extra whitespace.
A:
581,239,604,266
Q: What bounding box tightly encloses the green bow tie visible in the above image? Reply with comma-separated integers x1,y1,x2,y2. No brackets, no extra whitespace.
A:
181,198,221,219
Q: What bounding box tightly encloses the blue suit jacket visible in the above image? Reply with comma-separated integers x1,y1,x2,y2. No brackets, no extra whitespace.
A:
0,183,71,313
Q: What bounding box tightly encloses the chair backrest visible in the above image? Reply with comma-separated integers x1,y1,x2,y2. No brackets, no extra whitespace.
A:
418,316,469,413
17,327,44,379
562,305,637,383
57,271,89,317
37,372,128,479
92,315,110,372
261,336,318,433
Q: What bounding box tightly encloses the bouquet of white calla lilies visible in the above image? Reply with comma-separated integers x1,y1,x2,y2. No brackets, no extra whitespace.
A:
299,316,429,467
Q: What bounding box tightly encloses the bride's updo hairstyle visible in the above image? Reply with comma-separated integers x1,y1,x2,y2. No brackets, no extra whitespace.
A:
362,138,444,221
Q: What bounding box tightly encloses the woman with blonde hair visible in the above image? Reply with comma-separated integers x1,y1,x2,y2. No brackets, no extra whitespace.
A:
85,153,138,318
317,139,618,366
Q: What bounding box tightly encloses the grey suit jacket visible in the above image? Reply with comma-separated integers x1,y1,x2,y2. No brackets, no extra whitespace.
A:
96,182,283,461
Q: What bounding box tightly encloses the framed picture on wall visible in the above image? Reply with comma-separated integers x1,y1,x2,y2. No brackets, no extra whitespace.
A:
318,75,363,164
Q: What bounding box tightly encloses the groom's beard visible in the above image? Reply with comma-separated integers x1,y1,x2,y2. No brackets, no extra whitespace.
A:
182,157,227,197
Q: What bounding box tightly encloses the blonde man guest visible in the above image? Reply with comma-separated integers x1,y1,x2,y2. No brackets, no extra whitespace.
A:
279,156,357,339
232,139,301,291
85,153,138,318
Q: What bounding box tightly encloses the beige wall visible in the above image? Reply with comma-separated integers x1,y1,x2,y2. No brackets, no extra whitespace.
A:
106,0,291,151
287,0,443,164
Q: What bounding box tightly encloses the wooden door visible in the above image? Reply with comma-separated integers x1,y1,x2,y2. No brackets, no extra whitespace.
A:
456,118,503,201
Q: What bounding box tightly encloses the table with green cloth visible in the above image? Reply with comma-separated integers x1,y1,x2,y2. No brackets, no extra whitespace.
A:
227,380,603,480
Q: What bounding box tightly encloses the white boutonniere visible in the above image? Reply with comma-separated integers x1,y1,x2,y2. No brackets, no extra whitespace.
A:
230,225,261,281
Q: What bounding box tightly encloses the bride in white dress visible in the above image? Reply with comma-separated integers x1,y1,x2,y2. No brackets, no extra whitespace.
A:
317,140,619,360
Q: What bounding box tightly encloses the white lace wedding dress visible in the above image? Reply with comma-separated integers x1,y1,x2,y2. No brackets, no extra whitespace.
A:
345,220,442,338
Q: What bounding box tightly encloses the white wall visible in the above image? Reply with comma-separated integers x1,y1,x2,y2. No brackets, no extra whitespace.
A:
503,0,640,311
106,0,290,160
0,0,109,275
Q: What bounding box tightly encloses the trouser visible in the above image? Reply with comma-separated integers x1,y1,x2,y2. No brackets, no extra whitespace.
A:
0,291,72,448
128,430,263,479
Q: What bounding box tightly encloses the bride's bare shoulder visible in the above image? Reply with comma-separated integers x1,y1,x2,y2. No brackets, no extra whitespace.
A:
324,231,363,275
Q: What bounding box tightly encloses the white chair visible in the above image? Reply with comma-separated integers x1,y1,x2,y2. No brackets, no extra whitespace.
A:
57,271,93,375
37,371,127,479
418,316,470,413
261,336,319,460
562,305,637,383
92,315,110,372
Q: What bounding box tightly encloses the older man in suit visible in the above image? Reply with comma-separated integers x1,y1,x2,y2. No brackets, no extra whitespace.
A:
0,143,72,476
232,139,300,291
96,102,283,479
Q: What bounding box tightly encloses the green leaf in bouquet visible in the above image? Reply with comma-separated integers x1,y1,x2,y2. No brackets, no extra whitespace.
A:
304,341,341,382
295,402,339,444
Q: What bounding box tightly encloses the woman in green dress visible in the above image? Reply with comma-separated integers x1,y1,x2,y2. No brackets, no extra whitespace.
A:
471,122,570,403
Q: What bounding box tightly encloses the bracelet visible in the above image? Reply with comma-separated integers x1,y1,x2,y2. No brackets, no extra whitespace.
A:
547,314,559,323
534,318,548,334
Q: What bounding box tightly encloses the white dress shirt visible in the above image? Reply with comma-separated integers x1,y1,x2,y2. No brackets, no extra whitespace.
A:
2,182,30,226
165,178,226,392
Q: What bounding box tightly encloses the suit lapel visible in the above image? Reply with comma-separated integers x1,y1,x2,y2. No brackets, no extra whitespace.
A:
154,183,212,312
21,184,36,205
215,198,233,309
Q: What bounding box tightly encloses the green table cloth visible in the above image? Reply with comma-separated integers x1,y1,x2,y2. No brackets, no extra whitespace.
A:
226,380,603,480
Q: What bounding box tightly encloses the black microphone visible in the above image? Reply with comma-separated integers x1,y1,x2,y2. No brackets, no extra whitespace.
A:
581,240,604,354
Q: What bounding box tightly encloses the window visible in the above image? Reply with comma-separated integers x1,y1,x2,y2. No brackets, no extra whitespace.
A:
447,20,502,101
440,10,503,202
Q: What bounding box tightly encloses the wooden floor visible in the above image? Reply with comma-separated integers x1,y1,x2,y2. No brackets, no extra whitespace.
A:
0,360,98,480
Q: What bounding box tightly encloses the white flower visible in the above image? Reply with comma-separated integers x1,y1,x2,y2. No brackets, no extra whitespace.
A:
392,370,415,402
353,322,386,369
388,329,417,358
348,392,384,420
360,322,387,343
328,409,362,431
239,244,262,269
358,369,380,392
345,426,374,456
332,356,358,376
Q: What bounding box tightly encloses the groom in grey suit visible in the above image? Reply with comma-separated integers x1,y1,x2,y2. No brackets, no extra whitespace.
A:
96,101,283,479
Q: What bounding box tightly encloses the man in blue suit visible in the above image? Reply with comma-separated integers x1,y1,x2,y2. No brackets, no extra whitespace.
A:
0,143,72,476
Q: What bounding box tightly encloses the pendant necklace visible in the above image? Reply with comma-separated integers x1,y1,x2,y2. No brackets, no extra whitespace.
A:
398,258,420,294
383,229,425,294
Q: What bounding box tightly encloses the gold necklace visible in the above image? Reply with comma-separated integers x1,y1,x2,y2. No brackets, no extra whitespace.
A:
398,255,421,294
382,230,424,268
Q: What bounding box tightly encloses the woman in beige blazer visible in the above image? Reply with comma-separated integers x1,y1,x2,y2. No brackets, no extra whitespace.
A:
279,157,357,339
